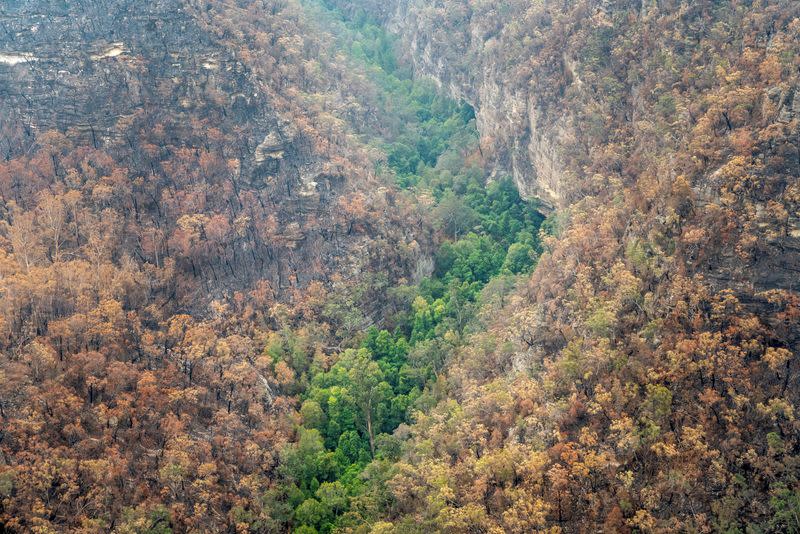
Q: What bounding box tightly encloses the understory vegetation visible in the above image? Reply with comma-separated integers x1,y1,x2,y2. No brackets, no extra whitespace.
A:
259,3,544,531
1,0,798,532
0,0,546,530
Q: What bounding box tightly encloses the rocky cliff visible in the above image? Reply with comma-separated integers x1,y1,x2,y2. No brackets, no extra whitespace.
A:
387,1,573,211
333,0,800,299
322,1,800,531
0,0,431,309
326,0,581,211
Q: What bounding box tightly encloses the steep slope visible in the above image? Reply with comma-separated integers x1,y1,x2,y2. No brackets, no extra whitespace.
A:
0,0,429,302
0,1,433,531
0,0,543,531
322,0,800,532
1,0,798,532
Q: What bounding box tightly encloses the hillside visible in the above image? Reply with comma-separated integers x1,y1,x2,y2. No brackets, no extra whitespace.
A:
1,0,799,533
326,0,800,532
0,0,436,530
0,0,543,531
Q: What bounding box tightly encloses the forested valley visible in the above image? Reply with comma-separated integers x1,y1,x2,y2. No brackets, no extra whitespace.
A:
0,0,799,533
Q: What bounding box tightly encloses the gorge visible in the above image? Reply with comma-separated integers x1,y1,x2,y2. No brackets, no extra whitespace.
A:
0,0,799,533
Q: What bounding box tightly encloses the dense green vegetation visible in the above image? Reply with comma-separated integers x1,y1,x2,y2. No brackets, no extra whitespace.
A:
267,3,544,532
4,0,798,531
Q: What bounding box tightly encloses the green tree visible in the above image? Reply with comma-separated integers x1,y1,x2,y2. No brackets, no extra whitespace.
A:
502,242,535,274
316,481,350,517
337,348,392,457
294,498,331,532
434,191,478,239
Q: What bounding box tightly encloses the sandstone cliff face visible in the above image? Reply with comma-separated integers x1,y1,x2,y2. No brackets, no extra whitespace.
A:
330,0,577,211
0,0,430,307
0,1,267,147
334,0,800,301
392,10,574,211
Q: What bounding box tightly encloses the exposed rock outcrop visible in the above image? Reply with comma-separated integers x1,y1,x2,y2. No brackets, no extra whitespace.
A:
333,0,800,303
0,0,432,308
329,0,578,210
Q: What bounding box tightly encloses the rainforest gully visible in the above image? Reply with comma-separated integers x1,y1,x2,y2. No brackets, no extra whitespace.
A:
0,0,798,532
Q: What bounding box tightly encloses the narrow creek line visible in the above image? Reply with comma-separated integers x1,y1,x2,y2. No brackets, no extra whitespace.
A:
269,2,548,532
